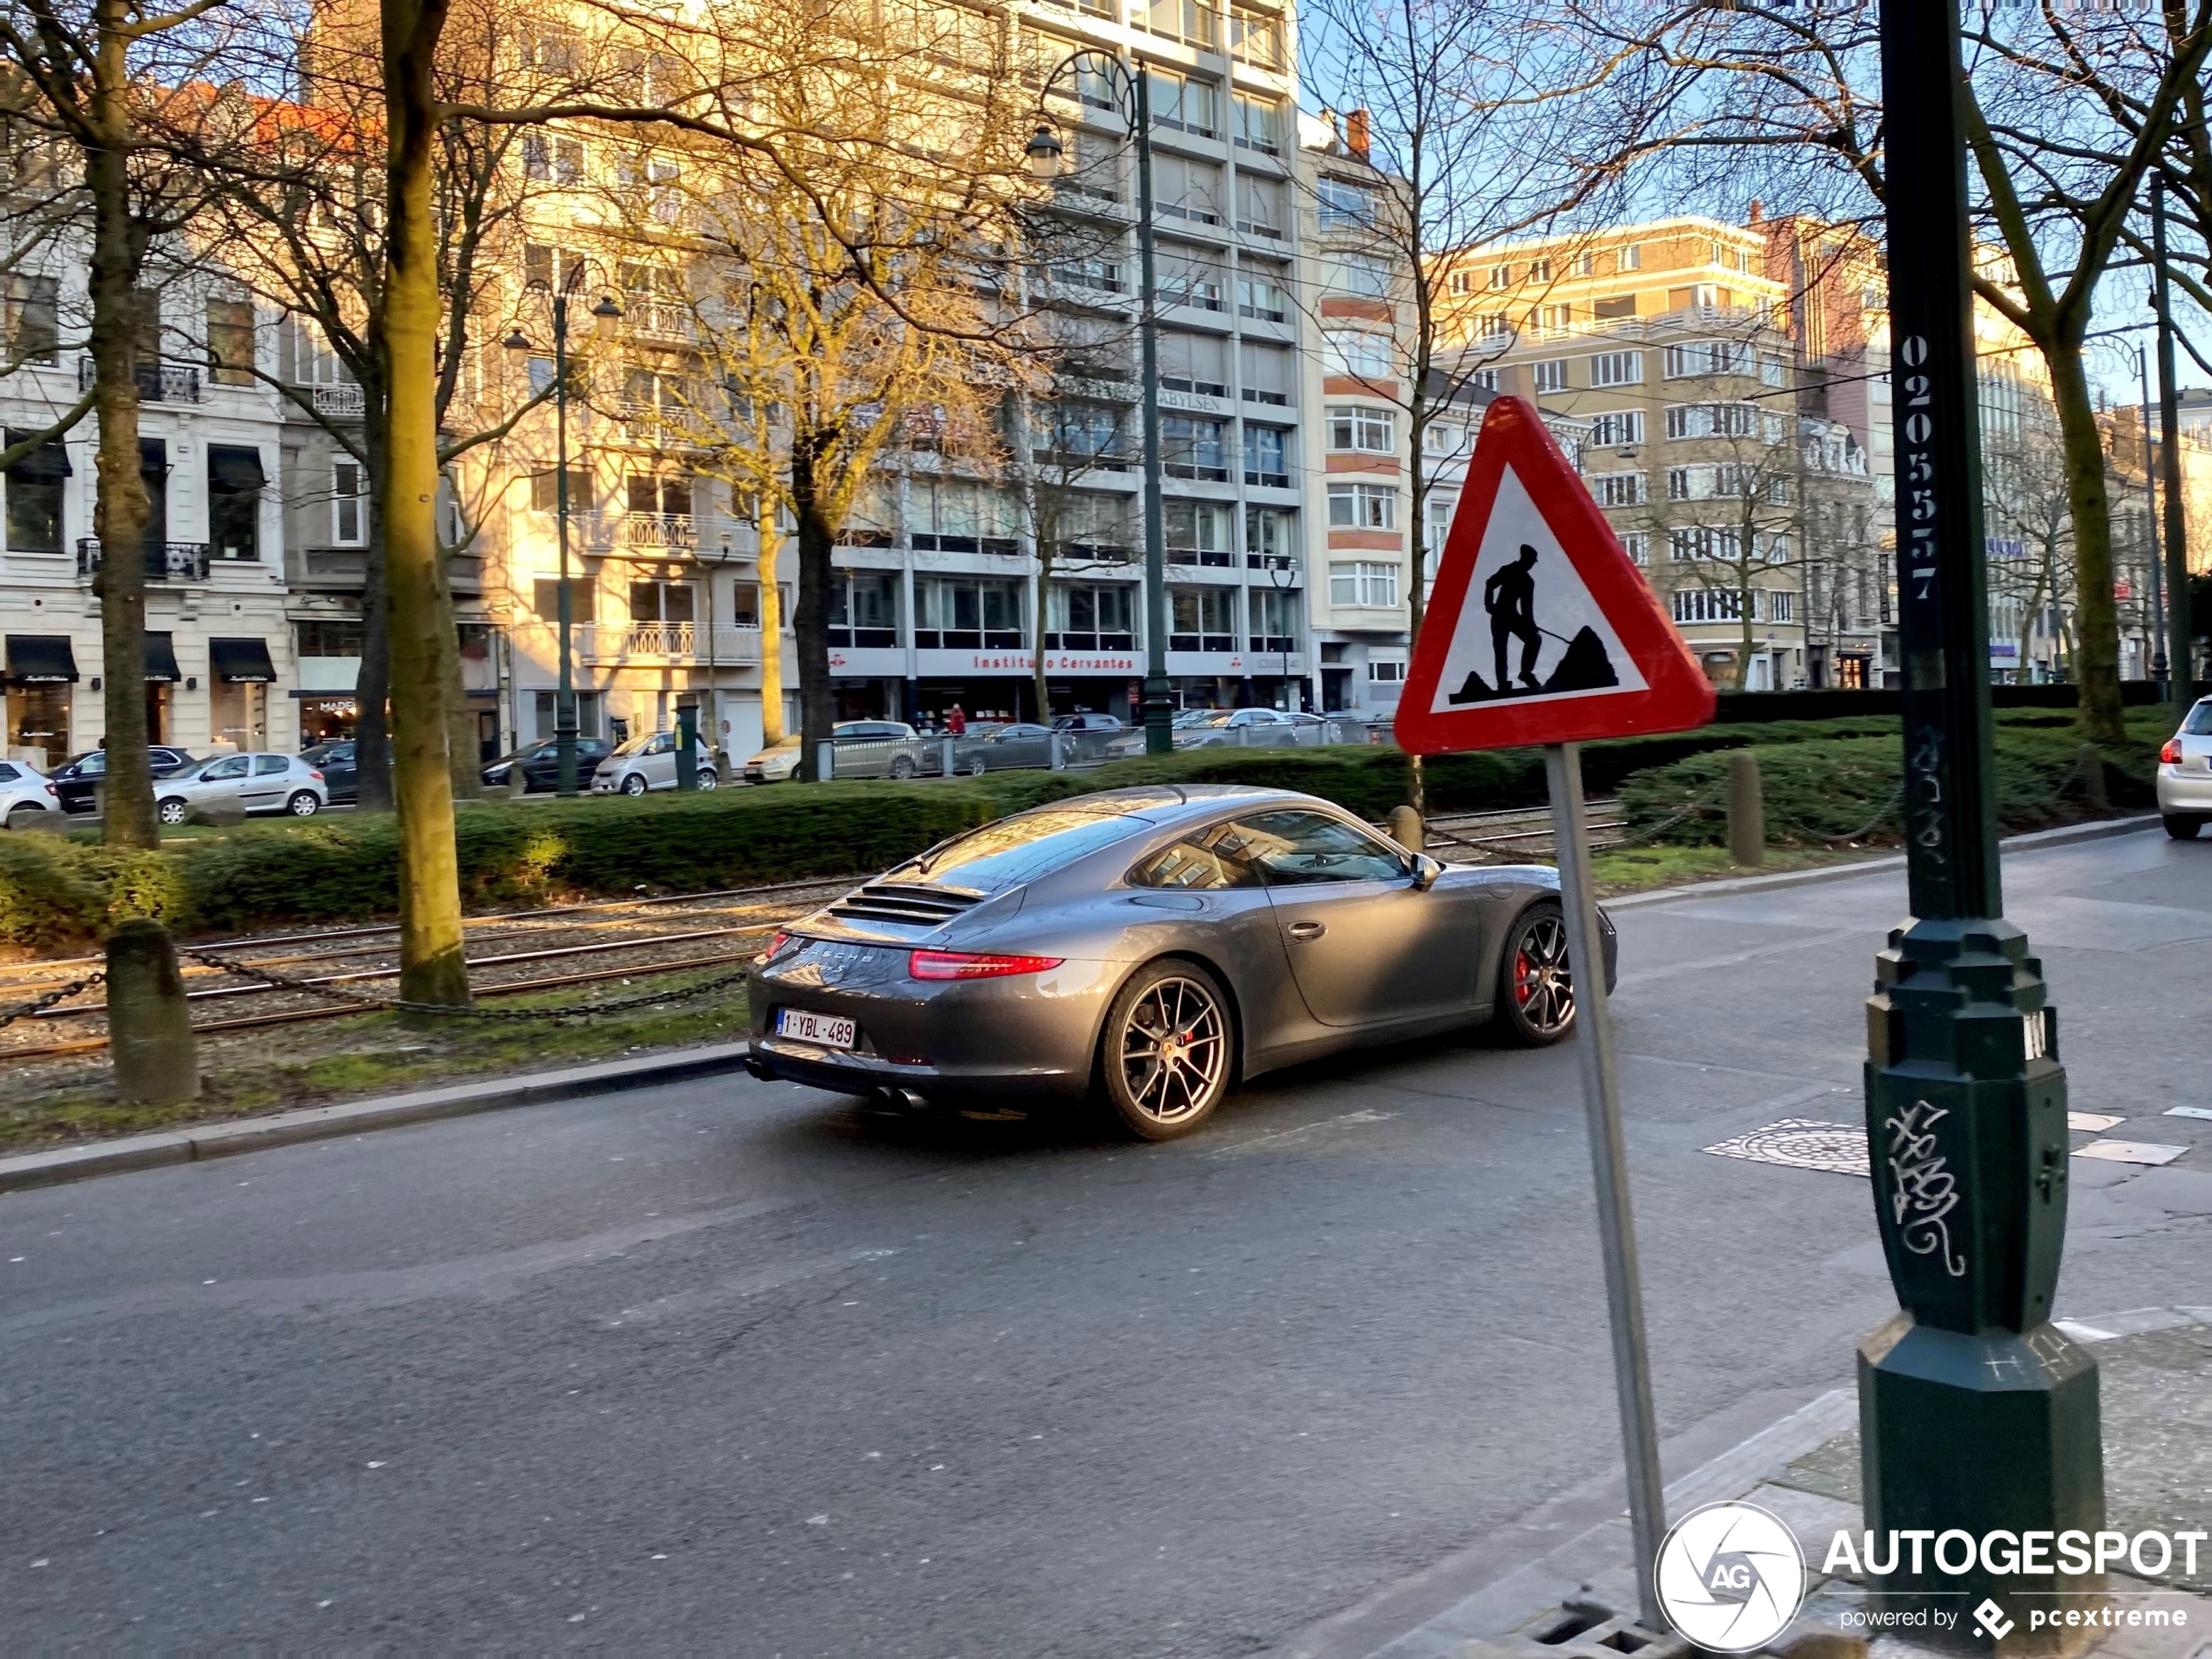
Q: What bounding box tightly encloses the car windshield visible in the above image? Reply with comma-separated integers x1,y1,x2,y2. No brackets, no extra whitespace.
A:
894,808,1143,890
2186,702,2212,737
1191,711,1240,728
609,732,658,758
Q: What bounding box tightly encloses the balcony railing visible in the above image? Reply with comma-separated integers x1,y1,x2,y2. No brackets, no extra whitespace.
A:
78,355,201,403
575,622,761,664
77,537,212,581
308,382,366,417
624,300,693,341
614,511,697,550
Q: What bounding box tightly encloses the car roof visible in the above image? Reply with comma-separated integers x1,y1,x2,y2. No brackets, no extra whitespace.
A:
1051,784,1325,825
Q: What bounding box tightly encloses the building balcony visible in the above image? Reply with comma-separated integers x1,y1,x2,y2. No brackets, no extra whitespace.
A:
575,622,762,665
77,537,211,582
585,511,699,551
307,382,367,417
78,355,200,403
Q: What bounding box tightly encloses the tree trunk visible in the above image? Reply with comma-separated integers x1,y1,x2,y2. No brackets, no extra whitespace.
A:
354,403,394,810
2047,346,2125,743
381,0,469,1006
790,435,836,782
757,518,784,745
84,111,153,848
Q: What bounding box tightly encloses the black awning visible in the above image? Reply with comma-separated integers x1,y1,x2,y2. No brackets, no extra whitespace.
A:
208,637,277,684
5,635,78,683
208,444,266,492
144,632,180,683
5,432,71,481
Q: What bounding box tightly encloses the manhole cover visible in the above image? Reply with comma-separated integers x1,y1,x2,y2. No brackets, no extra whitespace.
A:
1703,1117,1869,1177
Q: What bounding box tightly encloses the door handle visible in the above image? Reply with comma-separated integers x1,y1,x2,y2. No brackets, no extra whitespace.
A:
1287,921,1326,940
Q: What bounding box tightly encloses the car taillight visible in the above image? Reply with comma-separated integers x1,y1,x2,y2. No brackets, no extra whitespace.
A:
43,784,55,796
909,949,1064,981
2161,738,2183,765
762,930,790,958
309,769,325,781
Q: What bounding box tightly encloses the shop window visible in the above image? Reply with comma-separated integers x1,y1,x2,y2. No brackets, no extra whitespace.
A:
207,445,265,560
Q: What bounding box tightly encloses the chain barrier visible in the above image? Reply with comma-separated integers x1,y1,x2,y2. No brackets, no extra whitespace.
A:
1785,784,1908,846
0,971,105,1031
175,947,754,1022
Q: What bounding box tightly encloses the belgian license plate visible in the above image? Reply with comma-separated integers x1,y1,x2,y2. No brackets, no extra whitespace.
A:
777,1008,857,1049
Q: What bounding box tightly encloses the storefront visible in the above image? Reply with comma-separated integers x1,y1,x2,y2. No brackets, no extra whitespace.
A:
144,633,180,743
3,634,77,767
208,637,278,750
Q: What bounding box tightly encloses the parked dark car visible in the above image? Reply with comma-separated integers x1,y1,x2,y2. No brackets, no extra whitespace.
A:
1049,711,1125,761
482,737,616,793
50,746,198,813
300,741,361,805
950,722,1054,774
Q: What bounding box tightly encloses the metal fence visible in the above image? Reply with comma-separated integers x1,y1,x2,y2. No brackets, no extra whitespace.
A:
810,717,1395,782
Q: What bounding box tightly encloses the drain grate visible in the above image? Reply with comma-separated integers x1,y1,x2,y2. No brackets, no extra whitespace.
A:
1702,1118,1870,1178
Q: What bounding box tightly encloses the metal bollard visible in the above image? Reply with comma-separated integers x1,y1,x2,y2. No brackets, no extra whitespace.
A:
2075,743,2109,812
1726,749,1764,867
106,919,198,1105
816,740,835,783
1049,732,1065,771
941,738,956,778
1386,804,1425,853
505,765,529,799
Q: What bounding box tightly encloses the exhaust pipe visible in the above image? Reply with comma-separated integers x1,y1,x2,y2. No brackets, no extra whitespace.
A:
872,1086,930,1111
740,1054,770,1080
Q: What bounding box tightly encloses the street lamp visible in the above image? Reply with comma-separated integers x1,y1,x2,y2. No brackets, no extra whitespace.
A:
2134,343,2167,693
504,267,623,796
1864,2,2098,1638
1026,56,1174,755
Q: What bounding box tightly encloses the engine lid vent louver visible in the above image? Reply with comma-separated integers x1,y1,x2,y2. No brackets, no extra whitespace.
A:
827,883,988,926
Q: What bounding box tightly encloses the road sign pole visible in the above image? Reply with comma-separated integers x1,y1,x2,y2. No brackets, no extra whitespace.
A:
1865,3,2101,1649
1545,740,1666,1633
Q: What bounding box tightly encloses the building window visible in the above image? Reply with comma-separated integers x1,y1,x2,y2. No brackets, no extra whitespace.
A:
1590,350,1642,388
914,577,1023,649
1474,312,1510,343
1159,331,1229,398
1368,655,1406,683
1316,177,1375,230
1240,341,1293,406
206,299,255,387
1671,586,1744,623
3,431,67,553
1323,329,1393,379
1587,410,1643,447
529,468,591,512
1170,584,1238,651
1238,260,1289,321
7,275,57,366
1161,415,1229,480
1152,152,1222,224
1447,268,1474,296
1245,504,1295,567
1664,401,1764,440
1588,471,1646,507
1164,499,1234,566
1760,355,1786,387
1243,425,1290,488
1047,582,1136,650
533,577,597,621
533,689,604,739
1236,173,1286,239
1327,405,1395,453
1158,249,1225,312
1617,244,1642,272
1249,585,1299,651
1333,253,1391,298
1769,590,1794,622
332,460,366,545
1487,264,1512,290
1618,532,1649,565
1327,483,1396,529
1593,294,1637,320
1664,340,1753,379
207,445,264,561
1147,68,1219,137
1574,252,1595,277
1329,560,1399,607
829,570,900,648
1528,258,1553,283
1231,91,1278,153
629,578,697,625
1669,526,1741,563
1530,360,1568,394
1468,368,1499,391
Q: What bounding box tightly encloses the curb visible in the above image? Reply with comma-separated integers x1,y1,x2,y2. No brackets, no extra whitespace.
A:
1603,813,2159,911
0,1042,755,1195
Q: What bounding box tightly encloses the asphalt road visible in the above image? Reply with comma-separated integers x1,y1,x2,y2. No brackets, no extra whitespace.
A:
3,826,2208,1656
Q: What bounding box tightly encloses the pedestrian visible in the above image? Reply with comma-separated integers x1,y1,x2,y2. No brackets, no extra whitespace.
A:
947,704,967,737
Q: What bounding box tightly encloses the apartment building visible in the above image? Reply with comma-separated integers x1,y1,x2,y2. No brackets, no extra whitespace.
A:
1441,216,1856,692
0,256,295,770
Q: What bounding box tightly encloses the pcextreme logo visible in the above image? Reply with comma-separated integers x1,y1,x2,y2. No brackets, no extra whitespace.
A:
1655,1501,1806,1652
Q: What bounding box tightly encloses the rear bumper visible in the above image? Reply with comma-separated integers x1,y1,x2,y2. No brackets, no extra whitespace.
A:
746,1037,1088,1103
2157,767,2212,813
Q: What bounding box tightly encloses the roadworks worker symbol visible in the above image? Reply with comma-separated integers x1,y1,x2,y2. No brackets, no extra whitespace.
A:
1655,1501,1806,1652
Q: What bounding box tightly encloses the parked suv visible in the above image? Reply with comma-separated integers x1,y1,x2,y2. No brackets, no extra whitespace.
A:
155,752,328,825
50,746,199,813
590,731,719,795
483,737,616,794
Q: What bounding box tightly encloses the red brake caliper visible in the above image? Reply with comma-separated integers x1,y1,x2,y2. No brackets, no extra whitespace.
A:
1514,950,1533,1004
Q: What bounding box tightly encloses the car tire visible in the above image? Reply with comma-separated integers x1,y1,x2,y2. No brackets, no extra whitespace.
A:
157,799,188,826
2164,813,2203,840
1098,958,1236,1143
5,803,41,830
964,757,988,777
621,773,648,797
889,755,917,780
287,791,320,817
1497,900,1576,1047
698,768,719,791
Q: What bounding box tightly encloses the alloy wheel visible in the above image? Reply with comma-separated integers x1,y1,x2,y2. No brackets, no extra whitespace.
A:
1511,913,1575,1037
1117,974,1227,1127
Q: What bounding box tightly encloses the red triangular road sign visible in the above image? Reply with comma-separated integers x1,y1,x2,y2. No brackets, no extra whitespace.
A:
1396,396,1716,755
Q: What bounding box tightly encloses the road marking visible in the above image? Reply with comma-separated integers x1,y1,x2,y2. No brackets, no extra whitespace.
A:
1208,1109,1399,1158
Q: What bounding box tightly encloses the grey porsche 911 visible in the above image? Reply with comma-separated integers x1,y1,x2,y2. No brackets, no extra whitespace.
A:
745,785,1617,1141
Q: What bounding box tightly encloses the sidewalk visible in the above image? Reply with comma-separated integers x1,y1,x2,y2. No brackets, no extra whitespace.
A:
1324,1309,2212,1659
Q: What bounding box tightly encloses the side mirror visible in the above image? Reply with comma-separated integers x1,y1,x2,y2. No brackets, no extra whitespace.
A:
1410,854,1441,891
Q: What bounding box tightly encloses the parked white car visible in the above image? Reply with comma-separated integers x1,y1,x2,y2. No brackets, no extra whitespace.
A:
0,759,59,828
154,752,328,826
590,731,720,796
2157,696,2212,839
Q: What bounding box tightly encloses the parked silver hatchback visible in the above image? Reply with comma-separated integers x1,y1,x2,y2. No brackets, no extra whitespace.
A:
590,731,720,795
155,752,328,825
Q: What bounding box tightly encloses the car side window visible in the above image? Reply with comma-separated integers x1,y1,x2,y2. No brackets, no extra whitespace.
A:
254,755,287,775
1232,810,1410,886
206,756,250,779
0,763,17,782
1127,821,1266,891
